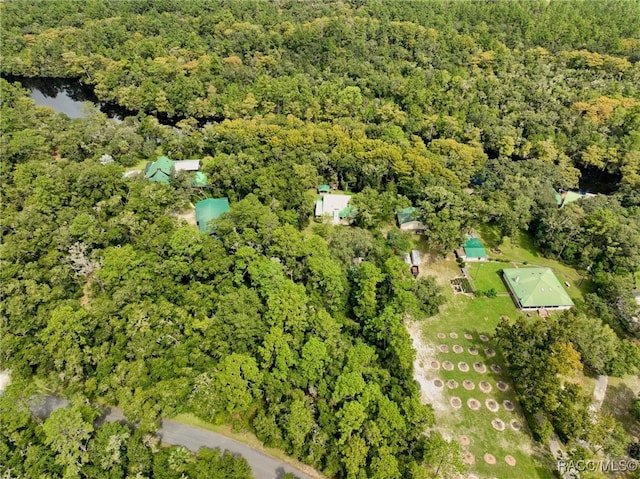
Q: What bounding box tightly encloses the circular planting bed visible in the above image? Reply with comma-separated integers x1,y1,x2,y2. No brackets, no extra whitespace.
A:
479,381,492,393
442,361,454,371
492,418,506,431
503,400,515,411
496,381,509,391
453,345,464,353
479,334,490,342
490,363,502,373
433,379,444,388
463,380,475,390
484,453,496,465
468,347,478,355
447,379,459,389
459,435,470,446
439,344,449,353
510,419,522,431
505,455,517,466
449,332,459,339
485,399,499,412
430,360,440,370
450,397,462,409
437,333,446,339
484,348,496,357
463,451,475,465
464,333,473,340
467,398,481,410
473,362,487,373
458,362,470,372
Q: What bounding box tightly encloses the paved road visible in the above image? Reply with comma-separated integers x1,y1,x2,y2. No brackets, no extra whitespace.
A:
29,396,315,479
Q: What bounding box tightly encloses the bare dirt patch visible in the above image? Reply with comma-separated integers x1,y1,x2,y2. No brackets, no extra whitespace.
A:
437,332,446,339
442,361,454,371
447,379,459,389
492,419,506,431
430,360,440,370
468,347,478,355
503,400,515,411
479,334,489,342
450,332,459,339
451,397,462,409
496,381,509,391
473,362,487,373
464,333,473,340
467,398,481,410
464,451,475,465
458,362,470,372
510,419,522,431
459,435,470,446
484,453,496,464
453,345,464,353
484,348,496,357
406,321,446,411
486,399,499,412
479,381,492,393
439,344,450,353
433,379,444,388
463,380,475,390
505,455,517,466
490,364,502,373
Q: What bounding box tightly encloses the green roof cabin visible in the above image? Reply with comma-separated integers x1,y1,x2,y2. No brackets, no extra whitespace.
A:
502,267,574,311
318,184,331,194
144,156,175,184
195,198,230,233
461,237,488,261
192,171,208,187
396,207,426,233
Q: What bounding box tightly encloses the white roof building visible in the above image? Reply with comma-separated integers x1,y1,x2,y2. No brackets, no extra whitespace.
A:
174,160,201,172
314,194,355,225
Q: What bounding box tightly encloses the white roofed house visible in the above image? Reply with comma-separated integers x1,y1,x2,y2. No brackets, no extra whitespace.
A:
314,194,356,225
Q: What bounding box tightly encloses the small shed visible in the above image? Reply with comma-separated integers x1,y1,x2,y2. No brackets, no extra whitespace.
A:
397,207,426,233
195,198,230,233
318,184,331,194
192,171,208,187
462,238,488,262
174,159,201,172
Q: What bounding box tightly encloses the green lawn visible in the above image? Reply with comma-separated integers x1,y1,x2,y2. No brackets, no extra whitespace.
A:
414,228,594,479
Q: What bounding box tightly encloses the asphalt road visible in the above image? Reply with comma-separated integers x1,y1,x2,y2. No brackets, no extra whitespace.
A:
29,395,315,479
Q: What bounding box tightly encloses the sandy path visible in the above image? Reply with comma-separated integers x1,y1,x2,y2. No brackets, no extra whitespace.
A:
406,320,447,412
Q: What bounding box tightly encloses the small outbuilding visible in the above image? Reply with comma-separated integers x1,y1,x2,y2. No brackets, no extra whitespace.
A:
396,207,426,233
174,159,201,172
195,198,230,233
502,267,574,311
460,237,488,262
318,184,331,194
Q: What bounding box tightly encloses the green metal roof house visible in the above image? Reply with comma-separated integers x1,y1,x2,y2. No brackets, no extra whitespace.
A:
502,267,574,311
318,184,331,194
463,238,488,261
396,207,426,233
144,156,175,184
195,198,230,233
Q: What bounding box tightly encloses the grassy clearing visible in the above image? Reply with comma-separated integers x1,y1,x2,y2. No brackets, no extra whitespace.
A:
415,229,594,478
602,376,640,439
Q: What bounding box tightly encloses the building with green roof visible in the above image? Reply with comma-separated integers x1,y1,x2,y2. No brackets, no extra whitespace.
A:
144,155,175,184
463,237,488,261
554,189,595,208
195,198,230,233
502,267,574,311
314,194,355,225
318,184,331,194
193,171,208,187
396,207,426,233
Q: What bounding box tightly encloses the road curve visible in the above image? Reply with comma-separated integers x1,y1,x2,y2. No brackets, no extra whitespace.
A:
30,396,315,479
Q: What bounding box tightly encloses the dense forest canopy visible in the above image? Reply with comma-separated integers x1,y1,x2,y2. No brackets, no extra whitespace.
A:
1,1,640,478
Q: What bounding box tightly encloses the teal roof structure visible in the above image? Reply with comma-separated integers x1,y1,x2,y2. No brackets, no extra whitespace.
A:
318,184,331,193
193,171,208,187
464,238,487,258
195,198,230,233
502,267,574,308
144,156,174,184
397,207,419,225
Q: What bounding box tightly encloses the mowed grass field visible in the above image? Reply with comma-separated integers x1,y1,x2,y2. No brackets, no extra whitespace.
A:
416,229,591,479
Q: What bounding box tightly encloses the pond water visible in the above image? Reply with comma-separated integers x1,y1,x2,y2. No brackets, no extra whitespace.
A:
3,75,134,121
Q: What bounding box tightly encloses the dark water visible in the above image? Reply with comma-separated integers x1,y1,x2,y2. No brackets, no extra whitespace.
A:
3,75,135,121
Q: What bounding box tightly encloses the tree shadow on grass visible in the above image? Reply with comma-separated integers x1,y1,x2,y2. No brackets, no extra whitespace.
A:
602,382,640,438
